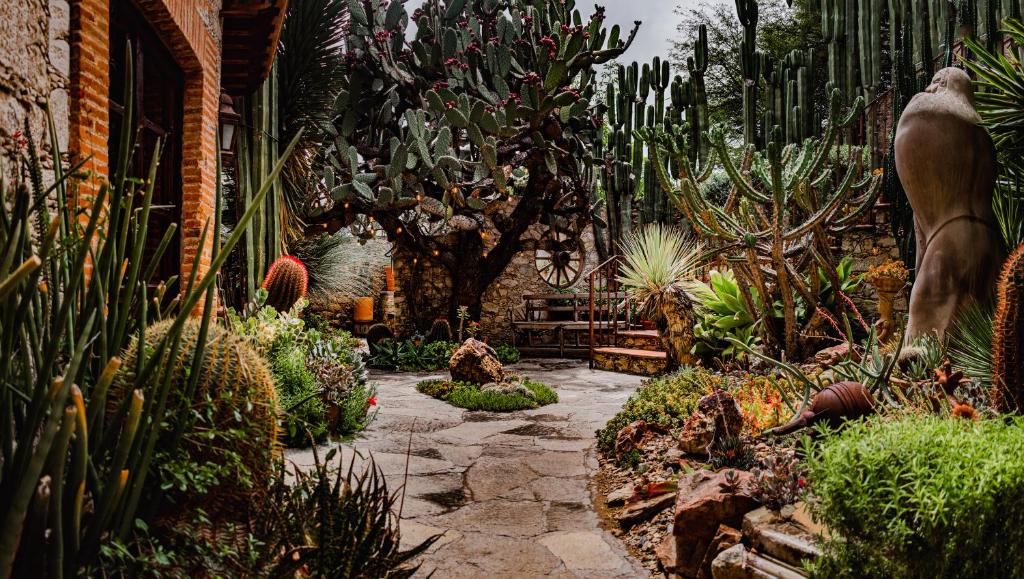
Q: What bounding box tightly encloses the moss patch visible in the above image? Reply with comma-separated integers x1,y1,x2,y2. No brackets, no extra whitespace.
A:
416,379,558,411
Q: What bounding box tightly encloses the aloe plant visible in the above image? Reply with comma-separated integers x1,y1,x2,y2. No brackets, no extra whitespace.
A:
0,44,299,576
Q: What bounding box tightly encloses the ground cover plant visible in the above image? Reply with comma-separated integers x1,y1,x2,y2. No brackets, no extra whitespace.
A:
417,378,557,411
229,294,376,447
805,415,1024,578
596,367,721,457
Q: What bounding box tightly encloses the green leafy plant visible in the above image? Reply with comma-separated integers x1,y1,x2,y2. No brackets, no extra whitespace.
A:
253,448,438,577
596,367,721,456
617,225,705,365
805,415,1024,578
416,379,558,412
0,44,301,575
692,269,761,362
494,343,521,364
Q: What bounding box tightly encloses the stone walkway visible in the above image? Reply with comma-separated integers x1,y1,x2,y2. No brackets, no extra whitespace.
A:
287,359,649,578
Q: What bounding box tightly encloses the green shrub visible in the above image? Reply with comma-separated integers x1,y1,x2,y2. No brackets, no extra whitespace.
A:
272,345,328,446
494,343,522,364
805,416,1024,578
596,367,718,456
369,339,458,372
416,379,557,411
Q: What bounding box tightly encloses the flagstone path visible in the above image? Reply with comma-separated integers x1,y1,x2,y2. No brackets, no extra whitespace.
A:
287,358,649,578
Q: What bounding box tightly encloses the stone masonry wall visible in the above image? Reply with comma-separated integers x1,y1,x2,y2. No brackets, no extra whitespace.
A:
0,0,71,181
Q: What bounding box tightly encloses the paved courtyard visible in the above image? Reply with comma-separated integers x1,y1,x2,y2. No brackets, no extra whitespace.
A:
287,359,648,578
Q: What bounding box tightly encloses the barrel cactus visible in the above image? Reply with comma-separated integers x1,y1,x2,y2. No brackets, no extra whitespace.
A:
427,319,453,343
993,244,1024,412
366,323,395,357
261,255,309,312
112,319,278,521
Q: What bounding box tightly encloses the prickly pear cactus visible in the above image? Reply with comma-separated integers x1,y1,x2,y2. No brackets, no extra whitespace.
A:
993,244,1024,412
112,319,278,521
319,0,638,322
261,255,308,312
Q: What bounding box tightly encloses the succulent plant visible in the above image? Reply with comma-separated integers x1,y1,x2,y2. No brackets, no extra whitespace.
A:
643,88,883,358
112,319,278,520
427,318,453,343
261,255,309,312
313,0,637,322
366,323,395,357
993,243,1024,412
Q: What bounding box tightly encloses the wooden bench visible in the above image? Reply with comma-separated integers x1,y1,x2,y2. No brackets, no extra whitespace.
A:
509,292,629,357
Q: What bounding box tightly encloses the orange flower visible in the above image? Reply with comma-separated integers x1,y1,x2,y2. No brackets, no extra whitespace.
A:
951,403,978,421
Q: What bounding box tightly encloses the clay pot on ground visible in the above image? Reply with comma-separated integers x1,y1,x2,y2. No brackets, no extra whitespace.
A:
354,296,374,323
770,381,874,435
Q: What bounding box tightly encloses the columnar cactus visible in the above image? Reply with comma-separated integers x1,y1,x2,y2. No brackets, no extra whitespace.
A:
736,0,760,145
641,89,883,357
993,244,1024,412
261,255,309,312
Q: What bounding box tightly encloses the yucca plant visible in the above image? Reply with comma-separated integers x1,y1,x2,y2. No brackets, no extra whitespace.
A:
964,20,1024,250
0,43,299,576
617,225,704,366
947,302,995,389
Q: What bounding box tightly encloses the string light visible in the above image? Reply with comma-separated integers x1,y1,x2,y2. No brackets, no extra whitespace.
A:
343,202,350,209
433,249,440,257
396,226,403,234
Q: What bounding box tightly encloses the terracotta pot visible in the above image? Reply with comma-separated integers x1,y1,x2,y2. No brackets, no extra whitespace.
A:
384,266,395,291
354,297,374,322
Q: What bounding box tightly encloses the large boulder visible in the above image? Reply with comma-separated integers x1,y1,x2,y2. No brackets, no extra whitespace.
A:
679,390,744,455
449,338,503,384
615,419,669,458
672,469,759,577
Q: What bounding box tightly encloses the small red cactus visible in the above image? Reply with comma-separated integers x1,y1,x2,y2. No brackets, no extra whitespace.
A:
261,255,308,312
993,243,1024,412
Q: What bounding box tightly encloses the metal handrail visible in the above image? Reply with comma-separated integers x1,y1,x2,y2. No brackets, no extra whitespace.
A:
587,255,627,366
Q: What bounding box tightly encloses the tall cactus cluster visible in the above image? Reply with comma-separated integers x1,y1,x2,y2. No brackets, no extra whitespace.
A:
323,0,636,321
993,244,1024,412
595,27,709,250
641,89,883,357
737,0,760,145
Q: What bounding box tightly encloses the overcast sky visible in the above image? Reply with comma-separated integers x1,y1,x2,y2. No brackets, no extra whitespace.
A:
402,0,697,67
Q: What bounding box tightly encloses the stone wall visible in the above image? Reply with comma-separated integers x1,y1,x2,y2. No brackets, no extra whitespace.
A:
390,225,600,344
0,0,70,181
838,205,910,315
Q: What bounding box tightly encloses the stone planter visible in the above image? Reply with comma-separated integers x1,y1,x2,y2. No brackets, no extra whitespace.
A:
868,275,904,343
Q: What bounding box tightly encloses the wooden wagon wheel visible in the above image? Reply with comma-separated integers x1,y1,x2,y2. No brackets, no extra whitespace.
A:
535,229,585,288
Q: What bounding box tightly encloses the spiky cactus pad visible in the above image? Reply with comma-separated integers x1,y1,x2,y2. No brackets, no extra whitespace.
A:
261,255,308,312
993,244,1024,412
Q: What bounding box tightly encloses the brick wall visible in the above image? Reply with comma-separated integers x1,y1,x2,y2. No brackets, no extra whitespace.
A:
67,0,222,288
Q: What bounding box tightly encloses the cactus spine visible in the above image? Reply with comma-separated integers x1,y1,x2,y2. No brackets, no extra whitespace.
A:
993,244,1024,412
261,255,308,312
113,320,278,519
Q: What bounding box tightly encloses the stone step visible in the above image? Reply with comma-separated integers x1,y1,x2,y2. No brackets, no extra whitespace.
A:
711,544,808,579
615,329,663,351
593,347,669,376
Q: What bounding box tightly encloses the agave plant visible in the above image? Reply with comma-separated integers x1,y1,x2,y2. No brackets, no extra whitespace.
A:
617,225,705,366
947,302,995,389
0,43,299,576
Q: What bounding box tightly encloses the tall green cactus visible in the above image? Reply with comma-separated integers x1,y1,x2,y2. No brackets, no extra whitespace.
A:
641,89,884,357
737,0,761,145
